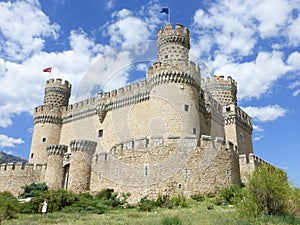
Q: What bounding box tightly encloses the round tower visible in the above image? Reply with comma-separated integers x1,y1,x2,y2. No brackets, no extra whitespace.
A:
68,140,97,192
157,23,190,68
44,78,71,106
146,24,201,141
45,144,67,189
201,75,237,106
28,78,71,165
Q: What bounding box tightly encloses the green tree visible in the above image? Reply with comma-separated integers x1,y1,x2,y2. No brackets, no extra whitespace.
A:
238,164,291,217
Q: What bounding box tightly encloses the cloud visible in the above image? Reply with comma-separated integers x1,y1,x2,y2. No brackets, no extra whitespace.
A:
106,0,115,9
0,134,24,148
213,51,290,100
0,0,59,61
242,105,287,122
190,0,300,100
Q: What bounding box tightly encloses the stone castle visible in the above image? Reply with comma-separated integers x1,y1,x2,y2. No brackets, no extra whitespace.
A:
0,24,268,201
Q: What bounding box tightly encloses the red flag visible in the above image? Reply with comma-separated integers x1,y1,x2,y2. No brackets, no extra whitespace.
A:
43,67,52,73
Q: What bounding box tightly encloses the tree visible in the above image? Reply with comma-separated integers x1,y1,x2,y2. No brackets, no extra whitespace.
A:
238,164,291,217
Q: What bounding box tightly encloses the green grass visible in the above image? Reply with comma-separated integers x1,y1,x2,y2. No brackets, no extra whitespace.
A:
2,200,299,225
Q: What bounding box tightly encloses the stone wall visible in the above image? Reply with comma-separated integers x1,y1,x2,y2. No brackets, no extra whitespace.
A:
0,163,46,196
90,135,240,203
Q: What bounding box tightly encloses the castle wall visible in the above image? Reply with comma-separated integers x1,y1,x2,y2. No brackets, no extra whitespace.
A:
0,163,46,196
90,135,240,202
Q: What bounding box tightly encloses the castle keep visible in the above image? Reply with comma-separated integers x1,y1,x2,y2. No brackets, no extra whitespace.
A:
0,24,267,200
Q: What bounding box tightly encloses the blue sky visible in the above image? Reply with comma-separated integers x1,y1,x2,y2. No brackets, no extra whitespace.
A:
0,0,299,187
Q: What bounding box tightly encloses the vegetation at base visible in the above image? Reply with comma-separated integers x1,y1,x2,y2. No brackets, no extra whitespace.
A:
0,192,19,223
138,194,188,212
1,168,300,225
236,164,300,217
19,182,48,198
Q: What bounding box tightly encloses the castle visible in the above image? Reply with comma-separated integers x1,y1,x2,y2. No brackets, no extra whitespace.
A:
0,24,268,201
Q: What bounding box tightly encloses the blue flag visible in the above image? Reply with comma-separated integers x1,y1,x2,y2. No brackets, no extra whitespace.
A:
160,8,169,14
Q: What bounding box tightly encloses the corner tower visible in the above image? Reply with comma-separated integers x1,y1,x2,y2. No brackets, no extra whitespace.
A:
29,78,71,165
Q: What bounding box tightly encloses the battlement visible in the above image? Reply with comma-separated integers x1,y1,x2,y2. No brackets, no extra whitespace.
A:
201,75,237,86
223,104,252,129
157,24,190,49
0,162,46,172
200,135,239,153
46,78,72,89
147,61,200,77
46,144,68,156
70,140,97,153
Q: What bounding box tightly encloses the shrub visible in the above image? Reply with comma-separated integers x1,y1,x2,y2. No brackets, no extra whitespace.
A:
215,185,242,206
94,189,130,208
62,199,107,214
160,216,182,225
169,194,188,208
0,191,19,222
27,189,78,213
138,196,156,212
237,164,292,217
19,182,48,198
191,194,205,202
156,194,170,208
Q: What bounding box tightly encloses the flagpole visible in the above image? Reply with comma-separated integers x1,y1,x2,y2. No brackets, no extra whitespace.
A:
168,7,171,24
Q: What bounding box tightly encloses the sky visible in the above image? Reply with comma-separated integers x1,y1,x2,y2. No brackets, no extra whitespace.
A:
0,0,299,187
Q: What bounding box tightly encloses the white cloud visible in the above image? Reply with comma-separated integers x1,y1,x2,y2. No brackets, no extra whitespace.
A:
242,105,287,122
213,51,290,100
0,134,24,148
0,0,59,61
191,0,300,101
253,125,264,132
106,0,115,9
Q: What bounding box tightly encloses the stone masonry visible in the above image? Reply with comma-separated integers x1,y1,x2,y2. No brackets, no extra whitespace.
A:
0,24,269,200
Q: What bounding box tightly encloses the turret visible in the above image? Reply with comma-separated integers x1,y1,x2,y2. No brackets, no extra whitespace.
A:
68,140,97,192
45,144,68,189
201,75,237,106
157,23,190,67
28,78,71,165
44,78,71,106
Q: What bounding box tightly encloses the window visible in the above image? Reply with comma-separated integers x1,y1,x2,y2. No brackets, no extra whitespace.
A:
184,104,189,112
98,129,103,137
239,133,244,143
144,165,148,176
31,153,34,159
164,55,168,59
42,137,46,142
193,128,196,135
226,107,231,112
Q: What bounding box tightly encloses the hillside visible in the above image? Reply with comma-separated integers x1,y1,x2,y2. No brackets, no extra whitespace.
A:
0,151,27,164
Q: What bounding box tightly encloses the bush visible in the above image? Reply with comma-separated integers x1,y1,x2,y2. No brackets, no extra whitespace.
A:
0,191,20,222
25,189,78,213
62,199,107,214
156,194,170,208
94,189,130,208
138,196,156,212
19,182,48,198
215,185,242,206
169,194,188,208
237,164,292,217
191,194,205,202
160,216,182,225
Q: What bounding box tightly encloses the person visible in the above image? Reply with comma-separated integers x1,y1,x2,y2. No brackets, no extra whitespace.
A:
41,199,48,214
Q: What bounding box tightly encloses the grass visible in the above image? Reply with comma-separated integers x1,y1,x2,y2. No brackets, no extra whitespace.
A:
2,200,299,225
